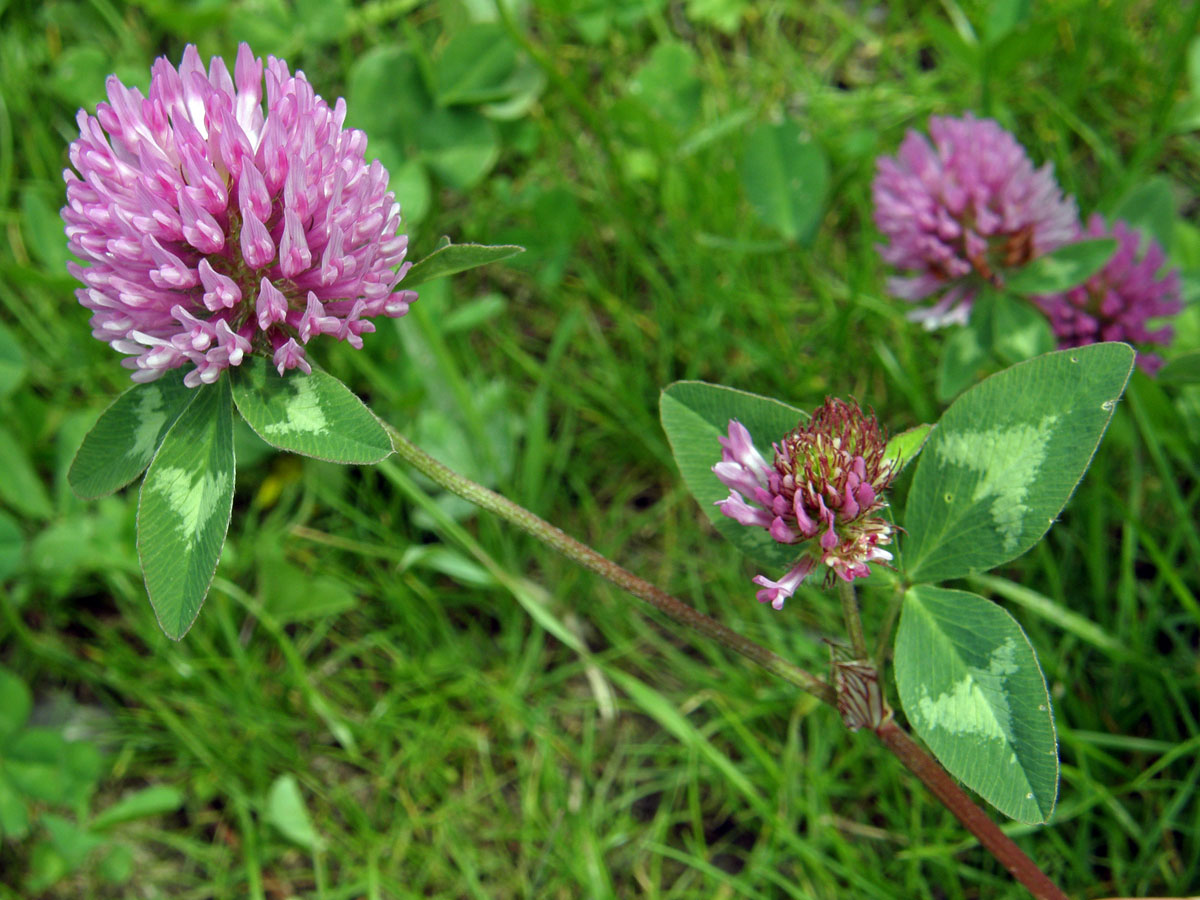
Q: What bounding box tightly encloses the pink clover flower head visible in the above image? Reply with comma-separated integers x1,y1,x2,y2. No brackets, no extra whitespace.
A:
1032,214,1181,374
62,43,416,387
713,399,897,610
872,113,1079,329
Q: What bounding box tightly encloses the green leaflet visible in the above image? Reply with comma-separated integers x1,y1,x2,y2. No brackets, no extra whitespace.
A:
904,343,1134,584
137,379,235,640
895,585,1058,823
69,371,195,499
231,358,392,465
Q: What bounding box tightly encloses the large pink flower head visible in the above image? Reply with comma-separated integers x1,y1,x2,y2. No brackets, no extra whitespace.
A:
872,113,1079,328
62,44,415,387
713,399,897,610
1033,214,1181,374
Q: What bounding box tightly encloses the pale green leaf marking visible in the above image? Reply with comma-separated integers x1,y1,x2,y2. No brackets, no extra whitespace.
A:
148,466,234,546
130,385,174,461
894,586,1058,823
231,357,392,464
69,372,194,500
914,637,1019,741
258,375,329,438
934,416,1058,553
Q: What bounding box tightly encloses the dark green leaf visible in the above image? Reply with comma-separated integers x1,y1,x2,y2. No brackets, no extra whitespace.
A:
1004,238,1118,295
904,344,1135,584
740,120,829,244
404,241,525,289
434,24,519,106
895,585,1058,823
418,107,500,189
138,379,235,640
660,381,806,569
69,372,195,500
231,359,392,465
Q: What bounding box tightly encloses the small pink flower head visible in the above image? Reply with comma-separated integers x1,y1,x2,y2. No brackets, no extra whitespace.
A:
713,399,897,610
62,44,416,387
1033,214,1181,374
872,113,1079,329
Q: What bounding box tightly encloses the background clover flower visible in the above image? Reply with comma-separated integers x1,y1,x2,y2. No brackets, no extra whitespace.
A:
872,113,1079,328
62,43,415,387
713,399,897,610
1033,214,1181,374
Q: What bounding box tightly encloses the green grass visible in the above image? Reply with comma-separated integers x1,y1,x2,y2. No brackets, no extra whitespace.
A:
2,0,1199,896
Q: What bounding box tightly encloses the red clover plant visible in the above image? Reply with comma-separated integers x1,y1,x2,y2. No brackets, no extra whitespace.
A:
63,46,1157,900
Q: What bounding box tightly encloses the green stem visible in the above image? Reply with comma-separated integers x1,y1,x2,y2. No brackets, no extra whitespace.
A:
838,579,869,660
383,424,836,706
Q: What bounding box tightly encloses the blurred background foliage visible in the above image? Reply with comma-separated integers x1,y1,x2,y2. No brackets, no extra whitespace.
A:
1,0,1198,896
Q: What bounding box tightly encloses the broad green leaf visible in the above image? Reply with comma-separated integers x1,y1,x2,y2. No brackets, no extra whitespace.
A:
1158,350,1200,385
25,841,69,892
0,320,26,399
434,24,519,106
895,585,1057,823
346,45,430,142
266,775,321,850
138,379,235,640
740,120,829,244
1112,177,1177,253
884,423,933,474
0,666,32,743
627,40,702,133
4,728,68,803
42,813,105,870
68,372,195,500
904,344,1135,584
1004,238,1118,296
0,426,53,520
418,107,500,189
90,785,184,831
660,381,806,569
231,359,392,465
404,241,525,289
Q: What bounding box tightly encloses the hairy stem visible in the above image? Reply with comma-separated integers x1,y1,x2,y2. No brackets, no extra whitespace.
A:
384,424,836,705
875,720,1070,900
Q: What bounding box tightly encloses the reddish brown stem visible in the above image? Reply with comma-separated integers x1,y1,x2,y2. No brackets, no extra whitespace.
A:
875,720,1070,900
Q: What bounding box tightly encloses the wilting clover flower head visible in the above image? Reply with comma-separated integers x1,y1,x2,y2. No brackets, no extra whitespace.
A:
1033,214,1181,374
872,113,1079,329
62,44,415,387
713,399,897,610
